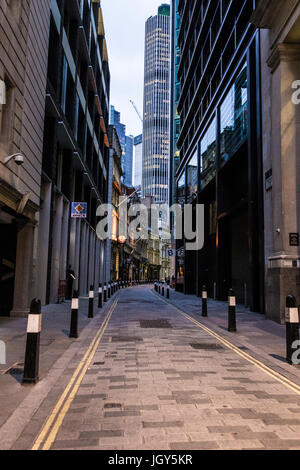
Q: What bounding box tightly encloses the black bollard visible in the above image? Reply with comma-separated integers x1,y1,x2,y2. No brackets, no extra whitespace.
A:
202,285,208,317
228,288,237,332
70,290,79,338
286,295,300,365
167,283,170,299
108,282,111,298
104,282,107,302
88,285,94,318
158,283,161,295
98,283,103,309
23,299,42,384
162,282,165,297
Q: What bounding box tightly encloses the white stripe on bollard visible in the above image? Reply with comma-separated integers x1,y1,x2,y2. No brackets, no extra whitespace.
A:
27,314,42,334
71,298,79,310
285,308,299,324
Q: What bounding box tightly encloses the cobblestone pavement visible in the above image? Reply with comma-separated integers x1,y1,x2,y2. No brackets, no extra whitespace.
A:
3,286,300,450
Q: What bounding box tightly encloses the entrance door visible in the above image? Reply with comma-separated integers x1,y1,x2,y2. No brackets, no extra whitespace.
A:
0,222,17,316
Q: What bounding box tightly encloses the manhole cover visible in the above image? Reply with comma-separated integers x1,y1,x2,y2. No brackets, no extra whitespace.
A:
140,320,172,329
111,337,143,342
190,343,224,350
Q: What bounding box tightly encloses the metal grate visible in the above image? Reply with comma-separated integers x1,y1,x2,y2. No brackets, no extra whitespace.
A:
111,336,143,342
190,343,224,350
140,320,172,329
104,403,122,409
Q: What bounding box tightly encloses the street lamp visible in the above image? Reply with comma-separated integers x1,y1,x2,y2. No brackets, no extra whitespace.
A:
4,153,25,166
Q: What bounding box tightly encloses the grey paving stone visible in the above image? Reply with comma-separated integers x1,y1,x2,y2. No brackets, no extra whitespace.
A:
80,430,124,438
142,421,183,428
170,441,220,450
104,411,141,417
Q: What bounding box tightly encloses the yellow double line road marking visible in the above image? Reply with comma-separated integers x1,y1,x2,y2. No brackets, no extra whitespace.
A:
32,297,118,451
152,290,300,396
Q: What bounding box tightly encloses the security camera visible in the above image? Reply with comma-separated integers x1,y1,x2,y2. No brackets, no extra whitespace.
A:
4,153,25,166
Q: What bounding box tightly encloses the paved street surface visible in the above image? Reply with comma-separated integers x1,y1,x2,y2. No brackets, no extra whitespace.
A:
1,286,300,450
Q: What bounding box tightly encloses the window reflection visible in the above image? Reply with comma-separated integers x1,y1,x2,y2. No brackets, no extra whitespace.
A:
177,172,186,206
220,64,248,164
200,118,216,190
187,149,198,202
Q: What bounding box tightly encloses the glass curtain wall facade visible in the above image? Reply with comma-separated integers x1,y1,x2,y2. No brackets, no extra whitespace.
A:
170,0,181,207
142,5,171,204
175,0,264,312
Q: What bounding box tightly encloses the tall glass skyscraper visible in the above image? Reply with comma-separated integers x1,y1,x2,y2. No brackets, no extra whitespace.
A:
124,135,134,187
142,4,170,204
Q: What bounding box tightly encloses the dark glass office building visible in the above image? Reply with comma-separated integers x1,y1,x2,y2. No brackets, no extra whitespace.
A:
175,0,264,313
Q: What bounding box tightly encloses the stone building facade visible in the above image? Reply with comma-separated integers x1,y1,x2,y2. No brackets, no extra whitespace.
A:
0,0,51,316
251,0,300,322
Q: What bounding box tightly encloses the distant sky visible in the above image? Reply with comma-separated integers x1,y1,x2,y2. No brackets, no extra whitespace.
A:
101,0,169,138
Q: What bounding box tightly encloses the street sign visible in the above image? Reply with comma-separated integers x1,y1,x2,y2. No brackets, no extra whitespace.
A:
177,248,184,257
167,249,176,257
71,202,87,219
290,233,299,247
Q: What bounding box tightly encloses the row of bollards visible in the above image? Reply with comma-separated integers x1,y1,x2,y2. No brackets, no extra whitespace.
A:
201,287,299,364
155,281,170,299
201,286,236,332
23,279,141,384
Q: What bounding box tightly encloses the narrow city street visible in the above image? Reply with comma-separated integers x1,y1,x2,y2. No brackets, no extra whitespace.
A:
2,286,300,451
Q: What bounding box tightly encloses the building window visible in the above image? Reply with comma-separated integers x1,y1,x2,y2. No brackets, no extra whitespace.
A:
61,56,68,113
177,172,185,206
200,118,216,190
220,63,248,165
187,149,198,202
0,76,15,146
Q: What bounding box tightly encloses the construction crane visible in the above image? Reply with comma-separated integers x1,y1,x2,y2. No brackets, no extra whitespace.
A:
130,100,143,125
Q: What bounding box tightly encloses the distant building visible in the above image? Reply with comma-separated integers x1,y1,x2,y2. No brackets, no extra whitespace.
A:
123,135,134,187
142,5,171,204
133,134,143,187
110,106,126,153
110,106,133,187
106,126,123,283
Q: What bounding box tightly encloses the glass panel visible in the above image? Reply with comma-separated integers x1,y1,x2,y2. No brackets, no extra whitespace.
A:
200,118,216,190
187,149,198,202
177,172,186,206
220,63,248,165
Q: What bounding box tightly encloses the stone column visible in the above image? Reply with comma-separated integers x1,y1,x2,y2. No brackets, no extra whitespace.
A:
74,219,81,291
88,229,95,288
49,195,63,303
11,221,36,317
36,181,51,305
266,44,300,322
79,221,87,295
59,200,69,281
